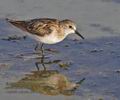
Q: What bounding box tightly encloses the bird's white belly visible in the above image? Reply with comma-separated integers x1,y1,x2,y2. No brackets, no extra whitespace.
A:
27,33,64,44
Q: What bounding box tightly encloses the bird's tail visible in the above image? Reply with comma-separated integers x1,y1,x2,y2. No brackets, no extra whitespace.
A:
6,18,28,32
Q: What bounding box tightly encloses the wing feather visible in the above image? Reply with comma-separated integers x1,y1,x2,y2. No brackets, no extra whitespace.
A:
26,18,60,36
6,18,60,37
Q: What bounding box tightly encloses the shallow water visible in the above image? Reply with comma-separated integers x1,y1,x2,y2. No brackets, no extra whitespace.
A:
0,0,120,100
0,19,120,100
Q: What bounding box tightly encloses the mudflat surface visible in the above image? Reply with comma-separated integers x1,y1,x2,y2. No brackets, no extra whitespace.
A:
0,0,120,100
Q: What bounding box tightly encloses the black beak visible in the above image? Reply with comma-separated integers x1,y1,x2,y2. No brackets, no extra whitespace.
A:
75,30,85,39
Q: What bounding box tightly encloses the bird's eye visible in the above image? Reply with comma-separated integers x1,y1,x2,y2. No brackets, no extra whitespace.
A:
69,25,72,29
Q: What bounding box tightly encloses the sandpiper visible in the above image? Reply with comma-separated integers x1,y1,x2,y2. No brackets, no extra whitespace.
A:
6,18,84,52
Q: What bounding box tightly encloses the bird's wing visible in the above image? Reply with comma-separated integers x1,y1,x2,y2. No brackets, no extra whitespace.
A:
6,18,60,36
27,18,59,36
26,18,60,36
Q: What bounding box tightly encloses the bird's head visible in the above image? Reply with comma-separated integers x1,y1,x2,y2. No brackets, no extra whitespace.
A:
60,19,84,39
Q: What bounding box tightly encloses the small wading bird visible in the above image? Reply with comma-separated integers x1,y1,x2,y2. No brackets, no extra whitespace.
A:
6,18,85,70
6,18,84,54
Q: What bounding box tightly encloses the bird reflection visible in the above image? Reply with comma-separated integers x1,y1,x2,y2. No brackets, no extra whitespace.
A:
35,50,61,71
7,52,85,95
8,69,85,95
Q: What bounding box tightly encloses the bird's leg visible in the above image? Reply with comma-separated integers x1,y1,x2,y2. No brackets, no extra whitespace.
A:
35,62,40,71
40,44,46,70
35,43,46,71
35,60,46,71
40,43,44,55
41,54,46,71
40,43,44,52
34,43,44,55
34,43,39,51
35,61,46,71
35,51,46,71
